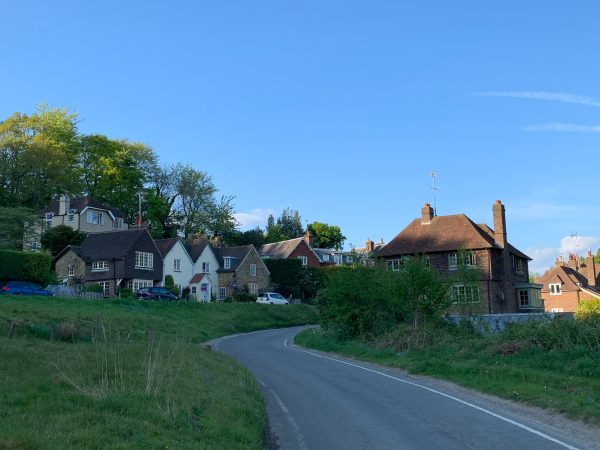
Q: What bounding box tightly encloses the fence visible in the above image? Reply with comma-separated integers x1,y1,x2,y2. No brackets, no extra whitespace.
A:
45,285,103,300
446,312,575,334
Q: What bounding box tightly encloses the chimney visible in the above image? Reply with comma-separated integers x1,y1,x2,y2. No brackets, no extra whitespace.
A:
555,255,564,267
586,250,597,287
492,200,507,248
567,253,579,269
304,230,313,247
421,203,434,224
59,194,70,216
365,239,374,252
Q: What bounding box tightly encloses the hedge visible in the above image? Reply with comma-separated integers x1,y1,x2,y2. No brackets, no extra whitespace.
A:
0,250,52,284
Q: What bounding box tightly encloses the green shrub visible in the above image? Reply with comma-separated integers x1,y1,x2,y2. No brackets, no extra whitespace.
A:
576,298,600,323
85,284,104,293
264,258,327,300
0,250,52,284
117,288,134,299
164,274,180,296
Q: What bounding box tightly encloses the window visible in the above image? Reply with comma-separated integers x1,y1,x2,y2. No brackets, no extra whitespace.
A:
518,289,529,306
551,308,564,313
202,262,210,273
67,209,75,223
248,283,258,295
68,265,74,276
87,211,104,225
219,287,227,300
387,259,400,271
129,279,152,292
549,283,561,295
346,256,353,263
98,281,110,297
250,263,257,277
449,252,476,270
29,242,39,252
135,252,153,269
173,259,181,272
112,218,124,229
333,255,341,264
44,213,54,230
451,284,480,303
224,258,232,269
322,254,330,262
191,286,197,295
298,256,308,266
91,260,109,271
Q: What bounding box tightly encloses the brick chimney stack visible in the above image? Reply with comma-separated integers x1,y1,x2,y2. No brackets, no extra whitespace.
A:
492,200,507,248
421,203,434,224
304,230,313,247
555,255,564,267
59,194,70,216
586,250,597,287
365,239,375,252
567,253,579,269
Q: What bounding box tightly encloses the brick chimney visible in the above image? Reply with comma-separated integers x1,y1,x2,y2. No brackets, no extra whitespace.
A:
304,230,313,247
492,200,507,248
421,203,434,224
586,250,597,287
555,255,564,267
567,253,579,269
365,239,374,252
59,194,70,216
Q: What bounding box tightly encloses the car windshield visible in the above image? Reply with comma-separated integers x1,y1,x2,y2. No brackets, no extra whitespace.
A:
270,293,284,300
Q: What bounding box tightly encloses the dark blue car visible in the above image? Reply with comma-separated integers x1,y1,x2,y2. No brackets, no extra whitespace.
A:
1,281,54,296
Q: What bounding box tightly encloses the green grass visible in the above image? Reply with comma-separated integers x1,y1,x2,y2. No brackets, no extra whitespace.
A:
0,295,317,449
295,321,600,425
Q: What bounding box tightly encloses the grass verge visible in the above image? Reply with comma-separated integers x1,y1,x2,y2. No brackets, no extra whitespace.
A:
295,320,600,425
0,295,317,449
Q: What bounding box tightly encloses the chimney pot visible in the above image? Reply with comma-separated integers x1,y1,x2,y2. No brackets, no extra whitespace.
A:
304,230,313,247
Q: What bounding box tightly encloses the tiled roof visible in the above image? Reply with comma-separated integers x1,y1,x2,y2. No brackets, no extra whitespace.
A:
478,224,531,260
186,241,209,263
154,238,179,257
536,263,599,291
213,245,255,272
259,238,304,259
77,228,148,260
43,196,125,218
190,273,206,284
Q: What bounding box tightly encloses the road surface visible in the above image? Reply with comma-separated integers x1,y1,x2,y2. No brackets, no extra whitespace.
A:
214,326,596,450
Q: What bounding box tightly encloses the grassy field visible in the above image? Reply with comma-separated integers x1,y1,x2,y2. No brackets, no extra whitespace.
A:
295,320,600,425
0,295,317,449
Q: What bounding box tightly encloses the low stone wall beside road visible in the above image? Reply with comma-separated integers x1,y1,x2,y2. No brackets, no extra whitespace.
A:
446,312,574,334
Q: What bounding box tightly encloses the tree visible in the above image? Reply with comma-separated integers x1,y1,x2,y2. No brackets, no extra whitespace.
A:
0,105,82,209
265,208,304,242
223,227,266,248
41,225,86,257
0,207,37,250
308,222,346,250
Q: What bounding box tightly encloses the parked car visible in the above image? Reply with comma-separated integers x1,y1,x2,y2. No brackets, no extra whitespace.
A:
256,292,289,305
0,281,54,296
136,286,178,301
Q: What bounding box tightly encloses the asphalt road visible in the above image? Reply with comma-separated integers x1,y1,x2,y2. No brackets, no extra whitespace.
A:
214,326,593,450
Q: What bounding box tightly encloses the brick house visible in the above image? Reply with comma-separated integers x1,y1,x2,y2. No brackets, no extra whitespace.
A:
25,195,128,251
259,231,321,268
377,201,542,314
535,251,600,312
53,228,162,297
213,245,270,300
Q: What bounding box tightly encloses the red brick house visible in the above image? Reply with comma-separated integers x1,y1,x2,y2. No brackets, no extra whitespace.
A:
535,251,600,312
377,201,542,314
259,231,321,268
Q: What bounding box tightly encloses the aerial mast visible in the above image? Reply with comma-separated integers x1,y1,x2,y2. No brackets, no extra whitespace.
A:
430,171,439,217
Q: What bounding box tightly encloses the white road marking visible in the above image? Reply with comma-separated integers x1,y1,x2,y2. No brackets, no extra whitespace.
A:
270,388,309,450
284,338,580,450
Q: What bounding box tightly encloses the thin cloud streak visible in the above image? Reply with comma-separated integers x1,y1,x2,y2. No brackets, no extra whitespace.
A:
522,123,600,133
234,208,274,230
474,91,600,107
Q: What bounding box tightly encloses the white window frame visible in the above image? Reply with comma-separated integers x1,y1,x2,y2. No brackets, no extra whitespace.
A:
451,284,480,304
322,254,330,262
91,260,109,272
224,258,231,269
67,209,75,223
44,213,54,230
449,252,476,270
68,265,75,277
248,282,258,295
219,287,227,300
202,262,209,273
173,259,181,272
250,263,257,277
387,259,400,271
99,281,110,297
87,211,104,225
298,256,308,266
130,279,152,292
135,251,154,269
549,283,561,295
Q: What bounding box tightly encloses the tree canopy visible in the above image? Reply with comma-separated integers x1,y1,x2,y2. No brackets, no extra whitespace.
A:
41,225,87,257
307,222,346,250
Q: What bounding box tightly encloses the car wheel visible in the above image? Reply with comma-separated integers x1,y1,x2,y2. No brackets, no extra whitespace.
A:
270,302,273,304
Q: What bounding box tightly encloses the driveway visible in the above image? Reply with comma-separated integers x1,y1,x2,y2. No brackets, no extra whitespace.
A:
214,326,596,450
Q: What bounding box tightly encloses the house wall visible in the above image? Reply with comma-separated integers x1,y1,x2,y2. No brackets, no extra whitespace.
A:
218,250,270,299
288,241,321,268
161,241,194,292
54,250,86,282
78,208,127,233
542,289,581,312
193,246,220,301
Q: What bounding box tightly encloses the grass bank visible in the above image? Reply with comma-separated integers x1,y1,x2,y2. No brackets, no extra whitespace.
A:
0,295,317,449
295,320,600,425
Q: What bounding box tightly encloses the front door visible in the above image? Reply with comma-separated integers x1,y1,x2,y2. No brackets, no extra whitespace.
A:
200,283,209,302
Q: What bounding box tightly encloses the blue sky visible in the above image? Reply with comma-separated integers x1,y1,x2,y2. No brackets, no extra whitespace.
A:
2,1,599,272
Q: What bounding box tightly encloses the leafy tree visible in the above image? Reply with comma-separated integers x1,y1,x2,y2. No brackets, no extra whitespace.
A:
41,225,86,257
308,222,346,250
0,105,81,209
265,208,304,242
0,207,37,250
223,227,266,248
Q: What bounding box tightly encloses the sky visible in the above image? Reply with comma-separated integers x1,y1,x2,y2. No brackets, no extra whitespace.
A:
2,1,599,273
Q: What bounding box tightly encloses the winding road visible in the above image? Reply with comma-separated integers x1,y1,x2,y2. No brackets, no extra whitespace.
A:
214,326,595,450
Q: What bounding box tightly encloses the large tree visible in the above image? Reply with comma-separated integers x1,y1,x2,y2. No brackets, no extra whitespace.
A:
0,105,81,209
0,207,37,250
265,208,304,242
308,222,346,250
41,225,86,257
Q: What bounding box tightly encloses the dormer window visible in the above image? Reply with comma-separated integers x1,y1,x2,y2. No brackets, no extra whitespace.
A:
44,213,54,230
112,218,124,229
87,211,104,225
549,283,561,295
67,209,76,223
224,257,232,269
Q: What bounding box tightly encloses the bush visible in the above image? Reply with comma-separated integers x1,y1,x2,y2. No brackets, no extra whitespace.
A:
576,298,600,323
264,259,327,300
85,284,104,293
164,274,180,296
117,288,134,299
0,250,52,284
